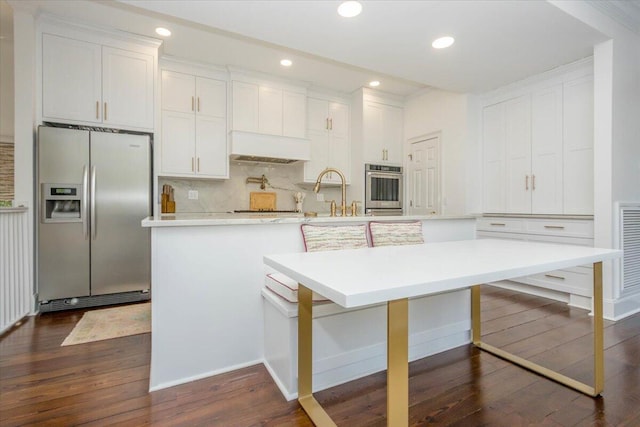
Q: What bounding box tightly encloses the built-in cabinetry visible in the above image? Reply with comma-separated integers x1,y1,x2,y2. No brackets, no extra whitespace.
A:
477,216,594,308
160,66,228,178
303,95,350,184
482,67,594,215
231,80,306,138
363,98,403,164
41,26,157,132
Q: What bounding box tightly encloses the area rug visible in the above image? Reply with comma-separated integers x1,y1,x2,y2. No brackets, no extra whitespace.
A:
61,302,151,346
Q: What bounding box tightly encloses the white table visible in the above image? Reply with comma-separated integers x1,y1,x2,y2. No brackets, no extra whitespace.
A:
264,239,622,427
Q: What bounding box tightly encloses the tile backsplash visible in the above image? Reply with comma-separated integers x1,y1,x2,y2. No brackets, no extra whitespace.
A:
158,162,352,215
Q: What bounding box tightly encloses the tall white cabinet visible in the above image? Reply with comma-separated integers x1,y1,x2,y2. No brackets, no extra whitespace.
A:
304,96,350,184
41,29,157,132
160,66,228,179
363,98,403,165
482,68,593,215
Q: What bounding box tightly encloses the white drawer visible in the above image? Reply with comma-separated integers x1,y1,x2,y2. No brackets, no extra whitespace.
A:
517,266,593,297
477,218,524,233
524,219,593,238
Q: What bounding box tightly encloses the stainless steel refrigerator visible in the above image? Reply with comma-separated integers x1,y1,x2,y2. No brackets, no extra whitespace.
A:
37,126,151,311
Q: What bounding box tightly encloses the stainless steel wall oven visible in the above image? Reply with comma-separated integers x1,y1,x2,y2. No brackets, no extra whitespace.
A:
364,164,403,215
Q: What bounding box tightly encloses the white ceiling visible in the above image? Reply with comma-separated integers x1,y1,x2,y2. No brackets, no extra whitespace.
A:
115,0,610,94
8,0,621,96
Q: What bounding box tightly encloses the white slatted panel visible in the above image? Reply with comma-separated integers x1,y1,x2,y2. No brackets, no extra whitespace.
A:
621,206,640,295
0,208,32,334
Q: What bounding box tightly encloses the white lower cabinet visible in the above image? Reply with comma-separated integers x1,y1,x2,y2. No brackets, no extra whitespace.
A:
477,216,594,308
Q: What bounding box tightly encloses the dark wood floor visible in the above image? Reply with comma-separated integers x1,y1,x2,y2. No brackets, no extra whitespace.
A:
2,286,640,426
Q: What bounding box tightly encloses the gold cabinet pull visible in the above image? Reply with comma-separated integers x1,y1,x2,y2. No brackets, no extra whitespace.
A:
326,118,329,130
544,225,565,229
197,97,200,112
329,118,333,130
191,157,195,172
545,274,565,280
96,101,100,119
532,174,536,190
104,102,108,121
525,175,529,190
192,96,195,111
197,157,200,172
490,222,506,226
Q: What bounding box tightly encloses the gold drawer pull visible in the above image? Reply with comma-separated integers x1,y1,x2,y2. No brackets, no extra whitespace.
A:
545,274,566,280
490,223,506,226
544,225,565,229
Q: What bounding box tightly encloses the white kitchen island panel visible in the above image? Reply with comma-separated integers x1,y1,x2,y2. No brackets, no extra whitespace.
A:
144,216,476,391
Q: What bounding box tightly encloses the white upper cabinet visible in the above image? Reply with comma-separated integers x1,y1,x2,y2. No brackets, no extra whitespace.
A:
160,69,228,179
363,99,403,165
42,32,155,131
304,97,350,184
231,79,306,138
482,67,593,215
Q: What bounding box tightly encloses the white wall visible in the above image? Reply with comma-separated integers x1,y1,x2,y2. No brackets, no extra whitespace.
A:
404,89,471,215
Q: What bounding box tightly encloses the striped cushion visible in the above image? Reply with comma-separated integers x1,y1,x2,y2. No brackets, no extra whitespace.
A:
301,224,369,252
265,273,329,303
369,221,424,247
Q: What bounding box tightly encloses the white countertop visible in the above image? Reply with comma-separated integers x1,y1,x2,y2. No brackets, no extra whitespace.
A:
264,239,622,308
141,212,477,227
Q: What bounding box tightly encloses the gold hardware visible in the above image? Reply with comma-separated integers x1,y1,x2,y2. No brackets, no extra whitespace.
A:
329,118,333,130
408,154,413,161
532,174,536,190
545,274,565,280
104,102,108,121
350,200,359,216
191,157,195,172
490,222,506,226
96,101,99,119
525,175,529,190
197,157,200,172
327,200,337,217
197,97,200,112
472,262,605,397
313,167,347,217
192,96,195,111
544,225,565,229
246,174,269,190
326,118,329,130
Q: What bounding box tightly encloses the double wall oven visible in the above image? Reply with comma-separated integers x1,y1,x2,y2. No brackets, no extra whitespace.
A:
364,164,403,216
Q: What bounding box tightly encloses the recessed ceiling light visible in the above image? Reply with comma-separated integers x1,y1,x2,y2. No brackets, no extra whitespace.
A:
155,27,172,37
369,81,380,87
432,36,455,49
338,1,362,18
280,59,293,67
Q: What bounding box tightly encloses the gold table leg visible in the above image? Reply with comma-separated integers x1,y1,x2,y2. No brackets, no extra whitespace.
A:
387,298,409,427
298,285,337,427
472,261,605,397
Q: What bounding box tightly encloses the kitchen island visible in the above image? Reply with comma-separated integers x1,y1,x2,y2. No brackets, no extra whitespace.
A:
142,214,477,392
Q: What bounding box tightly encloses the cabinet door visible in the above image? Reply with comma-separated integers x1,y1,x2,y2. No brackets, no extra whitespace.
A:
196,115,227,177
363,100,384,162
232,81,259,132
531,85,563,214
161,111,196,175
102,47,154,130
162,70,195,114
42,34,102,123
505,95,532,214
563,77,593,215
283,91,306,138
482,102,506,213
305,130,330,182
328,102,350,183
308,98,329,133
258,86,283,135
382,104,403,164
196,77,226,118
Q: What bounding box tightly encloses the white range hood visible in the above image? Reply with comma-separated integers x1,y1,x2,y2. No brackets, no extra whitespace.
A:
229,130,311,164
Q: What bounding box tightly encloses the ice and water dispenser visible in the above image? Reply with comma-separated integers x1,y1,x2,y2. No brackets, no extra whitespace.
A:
41,184,82,223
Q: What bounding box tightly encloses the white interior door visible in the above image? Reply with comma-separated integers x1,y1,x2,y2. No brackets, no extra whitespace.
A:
408,135,440,215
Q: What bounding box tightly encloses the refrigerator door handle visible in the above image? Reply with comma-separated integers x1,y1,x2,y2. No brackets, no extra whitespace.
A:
82,165,89,239
91,165,97,240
